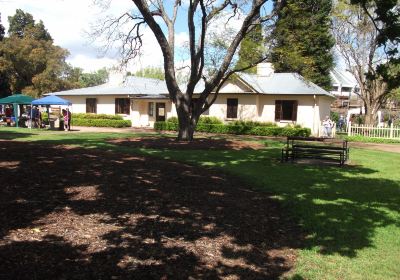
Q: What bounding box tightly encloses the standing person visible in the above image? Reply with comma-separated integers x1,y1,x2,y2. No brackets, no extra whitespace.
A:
338,115,345,131
322,115,334,137
32,106,39,128
64,108,71,131
5,105,12,126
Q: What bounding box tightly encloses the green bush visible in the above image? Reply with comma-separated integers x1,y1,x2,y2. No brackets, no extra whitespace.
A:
72,118,131,128
41,112,49,123
166,116,223,125
229,120,277,127
166,116,179,124
154,121,311,137
330,112,339,123
346,135,400,144
72,113,124,120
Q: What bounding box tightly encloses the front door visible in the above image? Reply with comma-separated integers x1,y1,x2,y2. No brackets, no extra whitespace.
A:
156,103,166,122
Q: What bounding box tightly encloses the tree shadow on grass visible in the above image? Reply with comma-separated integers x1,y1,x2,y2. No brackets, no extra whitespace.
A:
0,130,35,140
147,147,400,258
0,141,299,279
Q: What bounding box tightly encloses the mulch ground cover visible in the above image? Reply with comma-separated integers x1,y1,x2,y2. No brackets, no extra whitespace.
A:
108,137,266,150
0,140,300,279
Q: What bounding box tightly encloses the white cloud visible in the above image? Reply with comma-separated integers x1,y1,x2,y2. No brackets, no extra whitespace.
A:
1,0,137,72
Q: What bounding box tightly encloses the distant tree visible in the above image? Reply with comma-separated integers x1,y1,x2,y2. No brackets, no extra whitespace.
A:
0,13,4,41
348,0,399,95
350,0,399,59
332,0,399,124
8,9,52,41
0,10,75,97
235,23,265,74
271,0,335,89
79,68,109,87
0,13,11,97
134,67,164,80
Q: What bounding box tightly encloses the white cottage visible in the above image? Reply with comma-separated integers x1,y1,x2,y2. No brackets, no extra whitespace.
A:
47,63,334,135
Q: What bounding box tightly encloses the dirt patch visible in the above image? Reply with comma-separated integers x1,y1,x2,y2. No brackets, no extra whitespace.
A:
109,136,266,150
0,141,301,279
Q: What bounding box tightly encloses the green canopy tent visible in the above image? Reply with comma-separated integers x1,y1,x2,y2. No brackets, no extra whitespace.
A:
0,93,35,128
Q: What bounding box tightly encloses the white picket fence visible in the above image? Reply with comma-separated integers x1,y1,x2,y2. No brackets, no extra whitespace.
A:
347,122,400,139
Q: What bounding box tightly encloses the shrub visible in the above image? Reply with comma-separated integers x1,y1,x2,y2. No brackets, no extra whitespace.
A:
228,120,277,127
41,112,49,123
330,111,339,123
166,116,179,124
72,118,131,128
198,116,223,125
72,113,123,120
346,135,400,144
154,121,311,137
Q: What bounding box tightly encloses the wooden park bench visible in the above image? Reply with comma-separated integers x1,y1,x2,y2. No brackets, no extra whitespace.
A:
281,136,349,166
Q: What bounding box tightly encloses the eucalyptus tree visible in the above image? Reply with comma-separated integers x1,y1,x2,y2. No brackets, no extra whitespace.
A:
94,0,283,141
332,0,399,124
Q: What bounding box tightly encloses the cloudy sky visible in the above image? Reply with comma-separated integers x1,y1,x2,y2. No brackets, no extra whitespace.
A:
1,0,172,72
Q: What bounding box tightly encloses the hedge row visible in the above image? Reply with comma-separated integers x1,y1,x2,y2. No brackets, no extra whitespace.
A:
72,113,124,120
154,121,311,137
72,118,131,128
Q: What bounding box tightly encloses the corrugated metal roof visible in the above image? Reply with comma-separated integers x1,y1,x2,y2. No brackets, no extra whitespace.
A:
188,72,333,97
47,72,333,98
330,69,357,87
46,76,168,96
238,73,333,97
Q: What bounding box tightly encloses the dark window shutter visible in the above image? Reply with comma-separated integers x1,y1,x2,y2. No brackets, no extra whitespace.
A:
124,98,130,114
275,100,282,121
292,100,298,121
227,98,238,118
115,99,118,114
86,98,97,113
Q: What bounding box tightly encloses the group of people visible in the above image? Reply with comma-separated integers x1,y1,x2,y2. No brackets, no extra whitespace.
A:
1,105,71,130
322,115,346,137
28,106,42,128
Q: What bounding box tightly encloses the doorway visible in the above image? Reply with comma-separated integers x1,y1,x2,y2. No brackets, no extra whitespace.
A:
156,102,166,122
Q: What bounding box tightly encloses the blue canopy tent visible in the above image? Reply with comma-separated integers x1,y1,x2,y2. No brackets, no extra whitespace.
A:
31,95,72,106
31,95,72,129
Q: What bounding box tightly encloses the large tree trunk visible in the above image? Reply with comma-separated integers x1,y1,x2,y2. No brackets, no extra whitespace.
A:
177,115,194,141
175,104,192,141
363,102,377,125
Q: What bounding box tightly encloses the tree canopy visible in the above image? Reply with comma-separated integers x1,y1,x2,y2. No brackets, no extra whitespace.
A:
79,68,109,87
270,0,335,90
134,67,165,80
332,0,398,124
8,9,52,41
0,13,9,98
235,23,265,74
0,9,91,97
0,13,4,41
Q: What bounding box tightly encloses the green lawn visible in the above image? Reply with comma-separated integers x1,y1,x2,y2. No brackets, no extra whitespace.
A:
1,127,399,279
